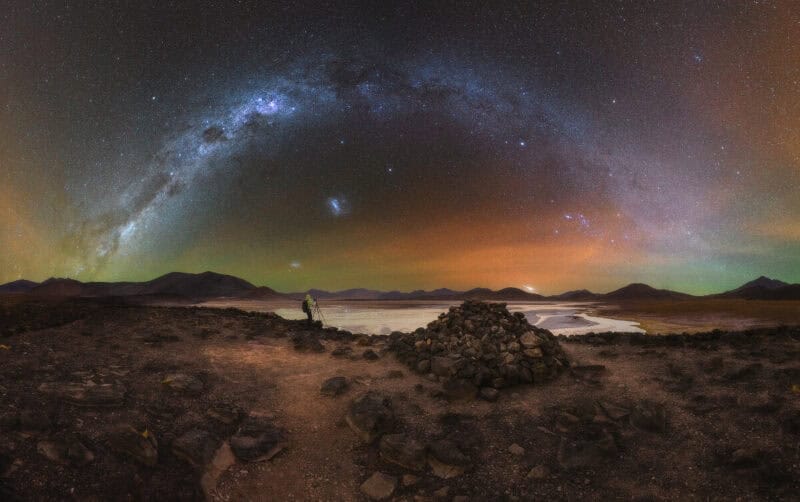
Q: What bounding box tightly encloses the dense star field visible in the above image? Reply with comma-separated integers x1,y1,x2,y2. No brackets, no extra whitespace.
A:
1,1,799,294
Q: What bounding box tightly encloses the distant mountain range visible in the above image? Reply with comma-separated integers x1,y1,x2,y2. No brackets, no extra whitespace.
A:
0,271,798,301
712,276,799,300
0,271,285,301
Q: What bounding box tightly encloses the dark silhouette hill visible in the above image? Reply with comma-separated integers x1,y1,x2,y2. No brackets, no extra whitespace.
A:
716,276,800,300
246,286,288,300
135,271,256,297
601,283,694,301
0,279,39,293
734,276,789,291
549,289,599,301
715,276,799,300
31,278,87,296
18,272,288,300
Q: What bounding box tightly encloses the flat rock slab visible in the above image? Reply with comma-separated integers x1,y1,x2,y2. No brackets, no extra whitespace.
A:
360,471,397,500
230,417,287,462
37,381,126,408
346,391,395,444
107,425,159,467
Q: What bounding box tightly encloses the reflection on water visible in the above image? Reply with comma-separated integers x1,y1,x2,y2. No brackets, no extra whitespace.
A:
265,301,644,336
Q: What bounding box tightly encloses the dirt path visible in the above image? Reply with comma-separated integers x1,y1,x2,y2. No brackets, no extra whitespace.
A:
203,338,436,501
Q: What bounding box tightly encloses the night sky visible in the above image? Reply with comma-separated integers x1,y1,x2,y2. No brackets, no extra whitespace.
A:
2,1,799,294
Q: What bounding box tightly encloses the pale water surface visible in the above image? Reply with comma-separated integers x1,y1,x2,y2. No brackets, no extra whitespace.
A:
203,300,644,336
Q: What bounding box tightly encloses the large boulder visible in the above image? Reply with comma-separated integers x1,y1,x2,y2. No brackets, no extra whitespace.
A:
346,392,395,443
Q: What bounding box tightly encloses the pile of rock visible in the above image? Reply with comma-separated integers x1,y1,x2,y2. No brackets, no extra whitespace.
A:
389,301,568,392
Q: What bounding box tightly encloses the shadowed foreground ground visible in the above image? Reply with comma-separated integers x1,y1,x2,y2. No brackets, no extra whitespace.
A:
0,298,799,501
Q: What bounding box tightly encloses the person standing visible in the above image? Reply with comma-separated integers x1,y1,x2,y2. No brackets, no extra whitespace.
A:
302,293,316,325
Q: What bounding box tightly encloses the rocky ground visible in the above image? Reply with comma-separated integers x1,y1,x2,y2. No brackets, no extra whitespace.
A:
0,297,799,501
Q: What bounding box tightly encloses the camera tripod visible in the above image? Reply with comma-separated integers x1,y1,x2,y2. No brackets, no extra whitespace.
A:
312,301,328,327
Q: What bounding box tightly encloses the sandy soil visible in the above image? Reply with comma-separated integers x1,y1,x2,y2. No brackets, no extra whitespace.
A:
0,297,799,501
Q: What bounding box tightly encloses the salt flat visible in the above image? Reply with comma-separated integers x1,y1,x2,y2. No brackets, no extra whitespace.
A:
200,300,645,335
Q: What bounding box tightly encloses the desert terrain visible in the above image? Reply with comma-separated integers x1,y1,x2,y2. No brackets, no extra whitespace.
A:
593,299,800,334
0,296,799,501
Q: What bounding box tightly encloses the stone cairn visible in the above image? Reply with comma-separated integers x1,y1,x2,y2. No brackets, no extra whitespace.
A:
389,301,569,390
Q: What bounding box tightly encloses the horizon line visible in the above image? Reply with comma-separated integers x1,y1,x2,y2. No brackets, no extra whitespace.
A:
2,270,794,298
